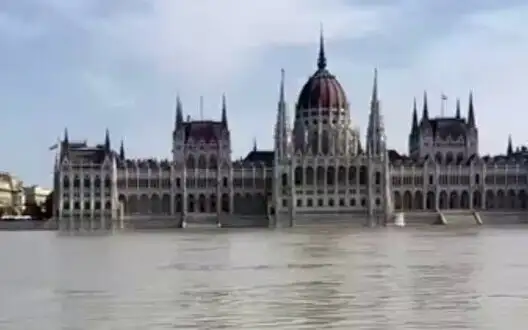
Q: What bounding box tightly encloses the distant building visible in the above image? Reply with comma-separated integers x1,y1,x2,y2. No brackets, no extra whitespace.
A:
0,172,25,215
24,185,51,207
53,32,528,230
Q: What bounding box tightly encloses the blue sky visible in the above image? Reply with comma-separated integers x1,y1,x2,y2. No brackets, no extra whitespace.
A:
1,0,527,187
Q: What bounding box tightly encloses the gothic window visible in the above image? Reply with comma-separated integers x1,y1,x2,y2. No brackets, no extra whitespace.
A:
305,167,314,185
209,155,217,169
73,176,80,188
92,176,100,188
83,176,91,188
435,152,443,164
294,167,303,186
63,176,70,189
445,152,454,165
104,176,112,188
186,154,195,168
282,174,288,187
359,166,367,185
321,130,329,155
197,154,207,169
326,166,335,185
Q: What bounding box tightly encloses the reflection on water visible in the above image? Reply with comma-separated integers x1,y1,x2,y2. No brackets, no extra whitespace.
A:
1,226,528,329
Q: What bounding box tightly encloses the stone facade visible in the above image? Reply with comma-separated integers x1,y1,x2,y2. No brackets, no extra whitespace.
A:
53,33,528,230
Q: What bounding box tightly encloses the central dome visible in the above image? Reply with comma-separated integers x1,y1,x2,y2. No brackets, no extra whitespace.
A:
296,33,348,111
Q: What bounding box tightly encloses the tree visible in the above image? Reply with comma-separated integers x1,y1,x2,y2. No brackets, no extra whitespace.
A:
43,191,54,219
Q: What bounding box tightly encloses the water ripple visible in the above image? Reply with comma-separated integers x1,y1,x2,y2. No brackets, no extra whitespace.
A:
1,227,528,329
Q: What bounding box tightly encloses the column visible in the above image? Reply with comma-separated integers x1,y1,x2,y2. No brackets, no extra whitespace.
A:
181,166,187,227
272,163,280,227
289,159,296,227
229,166,234,215
435,164,440,210
216,166,222,226
170,165,175,216
366,155,374,222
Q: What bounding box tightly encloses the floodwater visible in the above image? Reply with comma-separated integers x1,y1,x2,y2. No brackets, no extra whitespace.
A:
1,225,528,329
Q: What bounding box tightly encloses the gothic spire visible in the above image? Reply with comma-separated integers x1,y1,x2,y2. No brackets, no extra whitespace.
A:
507,135,513,156
456,98,461,118
63,128,69,145
317,24,327,70
371,68,378,106
104,128,111,151
253,137,257,152
366,68,385,156
175,95,183,130
468,91,475,127
411,97,418,130
275,69,289,160
422,91,429,120
119,140,125,160
221,93,228,127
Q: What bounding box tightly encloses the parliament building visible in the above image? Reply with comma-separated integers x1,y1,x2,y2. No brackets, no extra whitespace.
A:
52,33,528,230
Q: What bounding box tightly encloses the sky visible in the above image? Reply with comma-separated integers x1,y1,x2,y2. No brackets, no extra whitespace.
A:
1,0,528,187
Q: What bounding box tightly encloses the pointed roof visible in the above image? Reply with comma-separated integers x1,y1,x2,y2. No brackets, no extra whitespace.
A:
221,93,227,127
422,91,429,120
119,140,125,159
411,98,418,130
104,128,110,150
175,95,183,128
317,24,327,70
468,91,475,127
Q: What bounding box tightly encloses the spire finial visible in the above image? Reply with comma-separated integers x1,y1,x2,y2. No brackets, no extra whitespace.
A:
412,97,418,129
468,91,475,127
372,68,378,102
455,98,461,118
317,23,327,70
507,135,513,156
199,95,204,120
63,128,69,144
175,95,183,128
119,140,125,160
221,93,227,127
422,90,429,120
253,137,257,151
104,128,111,150
279,68,285,101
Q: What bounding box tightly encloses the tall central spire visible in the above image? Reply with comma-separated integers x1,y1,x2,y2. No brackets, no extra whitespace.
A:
371,68,378,105
317,24,327,70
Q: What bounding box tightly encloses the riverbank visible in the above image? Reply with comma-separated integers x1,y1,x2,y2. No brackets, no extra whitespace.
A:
1,211,527,231
0,220,57,231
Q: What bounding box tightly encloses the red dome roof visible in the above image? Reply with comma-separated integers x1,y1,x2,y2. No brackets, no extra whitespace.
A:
296,32,348,111
296,69,348,110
